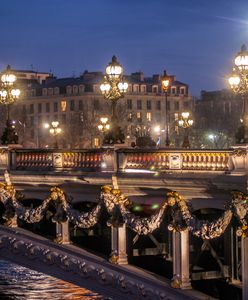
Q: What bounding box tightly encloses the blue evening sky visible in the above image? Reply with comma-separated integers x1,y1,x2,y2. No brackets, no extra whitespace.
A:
0,0,248,96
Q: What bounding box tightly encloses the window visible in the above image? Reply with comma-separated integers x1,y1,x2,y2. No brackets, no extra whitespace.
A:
61,114,66,124
152,86,158,93
146,112,152,122
54,102,58,112
147,100,151,110
141,85,146,93
167,101,171,111
174,101,179,111
94,137,100,148
70,100,75,111
22,105,26,114
137,100,142,110
137,112,142,121
30,104,34,114
183,101,189,109
73,85,78,94
128,113,132,122
156,101,161,110
61,100,67,112
30,116,34,126
78,100,83,110
174,113,179,121
46,103,50,113
171,87,176,94
180,87,185,95
38,103,42,113
127,99,132,109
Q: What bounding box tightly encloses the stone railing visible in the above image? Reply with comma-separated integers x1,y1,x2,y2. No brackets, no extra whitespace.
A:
117,149,233,172
9,149,114,172
1,146,247,174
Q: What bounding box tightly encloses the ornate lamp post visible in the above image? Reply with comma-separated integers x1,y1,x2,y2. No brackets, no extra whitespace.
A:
178,112,193,148
100,56,128,144
98,117,110,133
228,44,248,143
0,65,20,144
161,71,171,147
44,121,62,148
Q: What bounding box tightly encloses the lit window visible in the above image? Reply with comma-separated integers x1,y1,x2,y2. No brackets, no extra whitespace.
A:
94,137,100,148
61,100,67,112
147,112,152,121
137,112,142,122
174,113,179,121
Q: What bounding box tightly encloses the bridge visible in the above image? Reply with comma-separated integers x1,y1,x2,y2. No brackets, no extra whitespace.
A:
0,146,247,299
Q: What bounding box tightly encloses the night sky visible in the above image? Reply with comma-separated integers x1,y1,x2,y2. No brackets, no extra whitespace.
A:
0,0,248,96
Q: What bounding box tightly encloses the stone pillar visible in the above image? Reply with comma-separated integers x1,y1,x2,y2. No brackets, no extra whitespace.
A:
242,237,248,300
111,226,118,256
172,229,191,289
117,224,128,265
110,224,128,265
55,221,70,245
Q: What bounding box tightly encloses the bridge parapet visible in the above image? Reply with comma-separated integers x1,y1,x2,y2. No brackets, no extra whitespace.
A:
5,147,243,174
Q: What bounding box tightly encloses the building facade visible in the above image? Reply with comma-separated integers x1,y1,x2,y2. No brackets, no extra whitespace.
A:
194,89,242,148
8,69,193,149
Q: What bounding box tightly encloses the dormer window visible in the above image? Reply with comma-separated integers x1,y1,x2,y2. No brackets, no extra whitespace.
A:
152,85,158,93
180,87,185,95
133,84,139,93
66,86,72,95
73,85,78,94
141,85,146,93
54,87,59,95
48,88,53,96
42,88,47,96
79,85,85,94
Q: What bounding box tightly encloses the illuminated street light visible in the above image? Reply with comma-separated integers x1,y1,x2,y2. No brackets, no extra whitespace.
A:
98,117,110,133
44,121,62,148
100,55,128,144
0,65,20,144
228,44,248,143
161,70,171,147
178,111,193,148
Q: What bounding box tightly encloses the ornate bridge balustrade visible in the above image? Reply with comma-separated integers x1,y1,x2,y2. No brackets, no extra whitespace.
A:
9,149,114,172
0,174,247,298
117,149,233,172
2,146,247,173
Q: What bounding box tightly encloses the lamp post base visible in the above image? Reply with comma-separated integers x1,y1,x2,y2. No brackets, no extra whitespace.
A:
1,120,18,145
103,124,125,145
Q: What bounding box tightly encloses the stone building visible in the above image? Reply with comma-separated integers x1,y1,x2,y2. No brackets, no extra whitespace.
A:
194,89,242,148
7,69,193,149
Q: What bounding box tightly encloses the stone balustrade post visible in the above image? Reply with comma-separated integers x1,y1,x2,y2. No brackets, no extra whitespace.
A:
172,229,191,289
110,224,128,265
55,221,70,245
242,237,248,300
117,224,128,265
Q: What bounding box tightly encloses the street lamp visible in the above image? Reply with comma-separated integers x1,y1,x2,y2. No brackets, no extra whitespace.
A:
44,121,62,148
100,55,128,144
228,44,248,143
161,70,171,147
0,65,20,144
178,112,193,148
98,117,110,133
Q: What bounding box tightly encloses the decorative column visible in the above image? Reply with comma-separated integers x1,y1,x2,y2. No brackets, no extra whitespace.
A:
117,224,128,264
55,221,70,245
171,229,191,289
242,237,248,300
